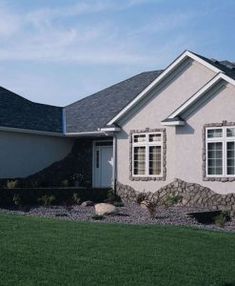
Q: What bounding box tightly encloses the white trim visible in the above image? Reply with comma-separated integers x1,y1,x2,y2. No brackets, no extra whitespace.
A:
112,135,117,189
0,126,63,137
169,74,223,119
64,128,120,137
92,139,113,188
0,127,113,138
132,132,163,177
206,126,235,178
187,52,221,73
92,141,96,188
64,131,106,137
99,127,121,132
161,120,185,126
220,72,235,86
107,50,223,126
168,73,235,120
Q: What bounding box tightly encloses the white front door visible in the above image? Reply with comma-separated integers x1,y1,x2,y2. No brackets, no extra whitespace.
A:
93,143,113,188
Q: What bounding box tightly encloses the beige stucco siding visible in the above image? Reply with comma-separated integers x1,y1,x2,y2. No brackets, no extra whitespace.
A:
175,82,235,194
0,131,74,178
116,59,216,193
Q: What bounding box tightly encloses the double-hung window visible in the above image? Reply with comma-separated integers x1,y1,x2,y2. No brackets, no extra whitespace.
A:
206,126,235,177
132,132,163,177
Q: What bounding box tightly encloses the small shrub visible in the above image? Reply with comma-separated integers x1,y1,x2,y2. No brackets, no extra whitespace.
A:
106,189,116,201
71,173,84,186
92,215,104,220
113,201,124,207
61,179,69,187
136,193,146,204
164,195,183,208
72,193,81,205
12,194,22,207
38,195,56,207
6,180,18,189
214,211,230,228
144,201,157,219
104,189,121,203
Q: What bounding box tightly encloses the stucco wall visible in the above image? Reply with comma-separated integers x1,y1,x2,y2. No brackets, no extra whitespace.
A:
116,59,217,193
175,81,235,194
0,131,74,178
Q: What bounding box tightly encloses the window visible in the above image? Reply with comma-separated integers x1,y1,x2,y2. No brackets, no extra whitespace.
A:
132,132,163,177
206,127,235,177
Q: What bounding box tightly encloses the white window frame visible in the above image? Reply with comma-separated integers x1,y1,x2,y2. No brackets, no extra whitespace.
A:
206,126,235,178
132,132,163,177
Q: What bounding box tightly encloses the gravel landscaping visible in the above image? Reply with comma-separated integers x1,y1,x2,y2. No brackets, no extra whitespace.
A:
0,202,234,232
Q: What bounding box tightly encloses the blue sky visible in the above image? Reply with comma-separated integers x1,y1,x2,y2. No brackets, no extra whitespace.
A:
0,0,234,106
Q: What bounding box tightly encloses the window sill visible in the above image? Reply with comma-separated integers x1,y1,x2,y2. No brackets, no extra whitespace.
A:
129,175,166,181
203,176,235,182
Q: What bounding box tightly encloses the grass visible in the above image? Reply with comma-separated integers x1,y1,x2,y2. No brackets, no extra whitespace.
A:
0,214,234,286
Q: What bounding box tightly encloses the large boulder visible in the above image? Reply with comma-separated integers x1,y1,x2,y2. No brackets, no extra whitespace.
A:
95,203,117,216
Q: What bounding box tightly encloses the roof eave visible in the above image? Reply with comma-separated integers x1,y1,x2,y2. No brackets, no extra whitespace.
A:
64,131,106,137
161,120,185,126
99,127,121,132
0,126,63,137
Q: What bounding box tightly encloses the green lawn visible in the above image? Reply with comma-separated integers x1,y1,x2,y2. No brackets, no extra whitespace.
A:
0,214,234,286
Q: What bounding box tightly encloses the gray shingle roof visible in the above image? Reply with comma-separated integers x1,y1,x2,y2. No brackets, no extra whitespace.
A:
0,87,62,133
65,70,162,132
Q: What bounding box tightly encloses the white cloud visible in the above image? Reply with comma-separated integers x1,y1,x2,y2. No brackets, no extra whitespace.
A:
25,0,155,27
0,3,21,37
0,0,170,66
0,0,232,106
132,12,197,36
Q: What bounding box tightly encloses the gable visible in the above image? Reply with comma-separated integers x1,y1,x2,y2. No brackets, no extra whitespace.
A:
182,81,235,125
117,58,216,130
107,50,222,126
164,73,235,125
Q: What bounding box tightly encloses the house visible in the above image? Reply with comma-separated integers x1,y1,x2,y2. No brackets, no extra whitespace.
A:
1,50,235,196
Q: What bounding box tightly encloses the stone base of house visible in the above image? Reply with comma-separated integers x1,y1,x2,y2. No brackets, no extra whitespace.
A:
116,179,235,212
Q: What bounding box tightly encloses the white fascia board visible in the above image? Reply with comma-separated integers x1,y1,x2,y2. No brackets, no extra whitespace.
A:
99,127,121,132
186,51,222,73
161,120,185,126
0,126,63,137
168,72,235,119
107,50,223,126
220,72,235,86
65,127,120,137
64,131,106,137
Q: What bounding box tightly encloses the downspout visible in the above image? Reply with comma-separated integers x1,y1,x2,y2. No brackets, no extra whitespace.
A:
62,108,67,134
112,134,117,194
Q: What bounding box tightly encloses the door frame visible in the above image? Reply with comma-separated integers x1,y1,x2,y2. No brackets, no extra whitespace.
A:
92,140,113,188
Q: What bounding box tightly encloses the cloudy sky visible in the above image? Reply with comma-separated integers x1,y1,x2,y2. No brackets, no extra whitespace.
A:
0,0,234,106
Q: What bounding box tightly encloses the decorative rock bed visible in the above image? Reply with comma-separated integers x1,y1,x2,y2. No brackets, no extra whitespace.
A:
0,203,234,232
116,179,235,213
